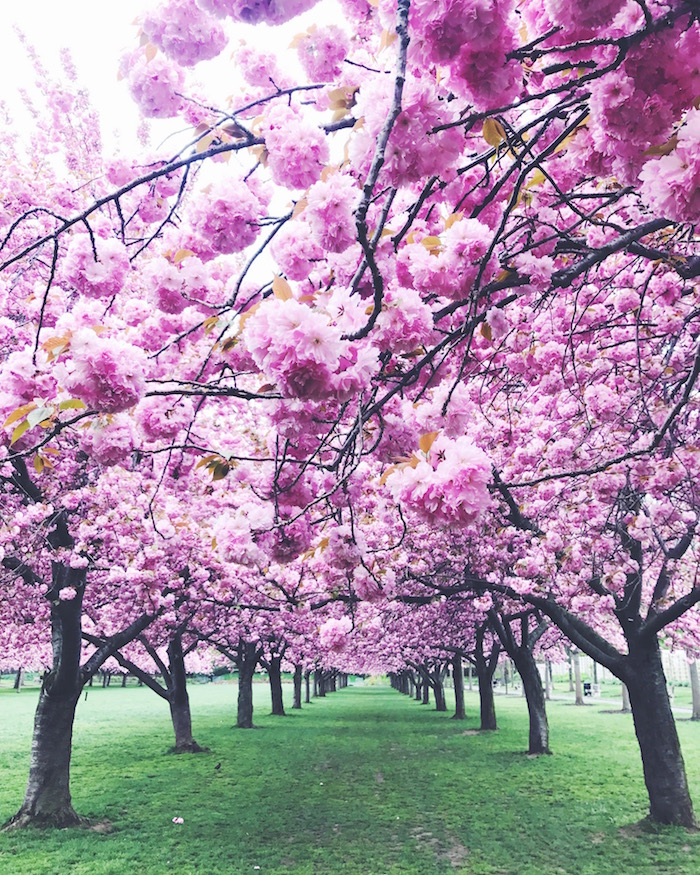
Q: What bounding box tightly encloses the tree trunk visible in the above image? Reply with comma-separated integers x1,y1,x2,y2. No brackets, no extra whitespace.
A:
452,653,466,720
13,667,24,691
472,623,501,731
621,682,631,713
477,667,498,731
513,647,550,755
422,676,430,705
268,656,285,716
293,664,303,709
304,669,311,704
689,659,700,721
624,638,695,827
415,678,422,701
544,658,551,701
433,679,447,712
4,687,83,829
568,651,574,692
573,650,584,706
237,641,258,729
5,563,87,828
121,674,127,688
167,634,204,752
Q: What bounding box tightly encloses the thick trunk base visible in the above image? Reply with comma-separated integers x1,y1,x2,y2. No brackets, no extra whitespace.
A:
625,641,696,828
169,739,207,754
3,807,87,831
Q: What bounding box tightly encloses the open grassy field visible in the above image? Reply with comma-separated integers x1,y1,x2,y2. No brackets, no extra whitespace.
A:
1,681,700,874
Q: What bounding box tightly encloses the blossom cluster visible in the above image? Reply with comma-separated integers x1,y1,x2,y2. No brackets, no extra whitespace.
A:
387,435,493,528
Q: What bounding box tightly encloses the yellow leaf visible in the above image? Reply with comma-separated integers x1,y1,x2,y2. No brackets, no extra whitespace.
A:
211,461,230,481
196,133,216,154
527,169,547,188
378,29,398,53
220,121,248,140
173,249,195,263
202,316,220,335
4,402,38,428
292,197,308,218
420,236,442,252
482,118,507,147
444,213,463,230
196,454,222,469
643,135,678,157
379,464,398,486
11,420,31,446
251,144,268,166
272,275,293,301
238,303,260,334
419,431,440,454
33,455,44,475
58,399,87,411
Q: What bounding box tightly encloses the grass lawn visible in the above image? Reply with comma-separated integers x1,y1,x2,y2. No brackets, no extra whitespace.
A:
1,681,700,874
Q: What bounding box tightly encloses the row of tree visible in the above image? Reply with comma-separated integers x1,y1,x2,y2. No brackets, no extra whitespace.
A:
2,0,700,831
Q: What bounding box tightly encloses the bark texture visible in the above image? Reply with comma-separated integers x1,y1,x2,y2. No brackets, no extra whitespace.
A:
452,653,466,720
267,656,286,716
237,640,258,729
624,637,695,827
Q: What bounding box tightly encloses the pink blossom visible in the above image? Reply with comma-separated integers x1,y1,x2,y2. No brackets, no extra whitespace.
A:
88,416,136,467
122,49,185,119
640,108,700,223
387,435,493,528
188,174,271,258
58,587,77,601
296,25,349,81
142,0,227,67
62,235,130,300
270,221,323,280
196,0,318,24
260,104,329,189
319,616,352,652
254,513,312,563
57,329,147,413
304,174,359,253
244,298,345,400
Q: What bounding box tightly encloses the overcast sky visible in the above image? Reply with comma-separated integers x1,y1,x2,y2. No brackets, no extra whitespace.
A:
1,0,157,150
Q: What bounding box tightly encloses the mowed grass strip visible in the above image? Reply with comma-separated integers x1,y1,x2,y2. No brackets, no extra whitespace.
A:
1,681,700,875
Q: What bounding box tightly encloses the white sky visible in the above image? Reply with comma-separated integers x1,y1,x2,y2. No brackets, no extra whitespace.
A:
2,0,155,150
1,0,337,157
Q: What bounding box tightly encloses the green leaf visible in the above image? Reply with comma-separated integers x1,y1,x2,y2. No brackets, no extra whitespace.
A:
58,399,87,411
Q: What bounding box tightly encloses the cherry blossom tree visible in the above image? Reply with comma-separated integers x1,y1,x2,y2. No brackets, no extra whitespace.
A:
3,0,700,832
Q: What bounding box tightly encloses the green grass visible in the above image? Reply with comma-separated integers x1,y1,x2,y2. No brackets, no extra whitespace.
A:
1,682,700,874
